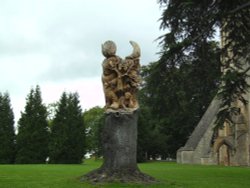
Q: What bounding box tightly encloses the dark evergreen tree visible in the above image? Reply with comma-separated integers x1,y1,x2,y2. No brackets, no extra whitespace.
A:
0,92,16,164
138,41,221,157
158,0,250,128
66,93,85,163
137,104,167,162
16,86,49,164
49,92,67,163
49,92,85,164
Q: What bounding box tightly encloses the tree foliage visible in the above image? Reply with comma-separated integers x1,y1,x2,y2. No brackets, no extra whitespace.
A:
49,92,85,164
0,92,16,164
137,104,168,161
158,0,250,128
138,40,221,158
83,106,104,158
16,86,49,164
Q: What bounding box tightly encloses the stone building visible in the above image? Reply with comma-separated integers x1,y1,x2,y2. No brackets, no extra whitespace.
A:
177,92,250,166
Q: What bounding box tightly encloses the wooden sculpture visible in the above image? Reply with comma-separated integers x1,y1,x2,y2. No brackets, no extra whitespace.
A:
101,40,141,112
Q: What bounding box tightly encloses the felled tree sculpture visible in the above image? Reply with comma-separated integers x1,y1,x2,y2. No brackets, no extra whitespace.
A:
83,41,156,184
101,40,141,112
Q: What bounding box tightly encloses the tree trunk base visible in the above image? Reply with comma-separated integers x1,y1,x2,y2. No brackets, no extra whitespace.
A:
82,111,157,184
83,167,157,184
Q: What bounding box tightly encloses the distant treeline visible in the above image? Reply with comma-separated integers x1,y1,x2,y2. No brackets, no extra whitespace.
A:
0,86,85,164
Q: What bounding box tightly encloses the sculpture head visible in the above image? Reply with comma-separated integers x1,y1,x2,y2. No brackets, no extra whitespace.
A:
102,40,117,58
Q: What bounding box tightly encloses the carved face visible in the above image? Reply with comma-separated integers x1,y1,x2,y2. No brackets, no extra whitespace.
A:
102,40,117,58
118,61,128,71
125,92,132,99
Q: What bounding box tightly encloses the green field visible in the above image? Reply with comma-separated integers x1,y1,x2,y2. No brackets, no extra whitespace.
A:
0,160,249,188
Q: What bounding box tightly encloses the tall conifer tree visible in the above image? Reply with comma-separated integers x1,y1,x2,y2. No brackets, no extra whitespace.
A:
49,92,85,164
0,92,16,164
16,86,49,164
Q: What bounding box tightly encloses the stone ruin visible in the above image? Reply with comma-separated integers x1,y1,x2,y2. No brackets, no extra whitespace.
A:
177,80,250,166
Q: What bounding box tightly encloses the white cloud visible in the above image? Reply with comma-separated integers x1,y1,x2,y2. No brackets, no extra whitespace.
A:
41,77,105,110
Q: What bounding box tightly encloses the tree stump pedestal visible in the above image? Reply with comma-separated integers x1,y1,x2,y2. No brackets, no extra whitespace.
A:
83,110,156,183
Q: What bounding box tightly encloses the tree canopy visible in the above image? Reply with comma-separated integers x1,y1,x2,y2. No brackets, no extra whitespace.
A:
158,0,250,128
49,92,85,164
138,40,220,158
0,92,15,164
16,86,49,164
83,106,104,158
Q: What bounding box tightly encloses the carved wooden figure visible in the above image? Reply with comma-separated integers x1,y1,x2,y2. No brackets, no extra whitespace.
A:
101,40,141,112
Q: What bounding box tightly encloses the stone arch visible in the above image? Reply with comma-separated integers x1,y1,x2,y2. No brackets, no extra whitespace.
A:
213,138,235,166
214,138,234,152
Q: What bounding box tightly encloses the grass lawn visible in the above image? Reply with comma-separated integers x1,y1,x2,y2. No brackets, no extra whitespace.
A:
0,159,250,188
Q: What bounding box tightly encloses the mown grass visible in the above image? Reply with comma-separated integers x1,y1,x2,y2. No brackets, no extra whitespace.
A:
0,159,249,188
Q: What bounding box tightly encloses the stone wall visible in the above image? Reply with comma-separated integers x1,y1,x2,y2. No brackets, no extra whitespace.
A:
177,97,220,164
177,94,250,166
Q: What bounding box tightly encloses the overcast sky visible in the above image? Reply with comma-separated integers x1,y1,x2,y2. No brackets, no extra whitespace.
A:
0,0,164,124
